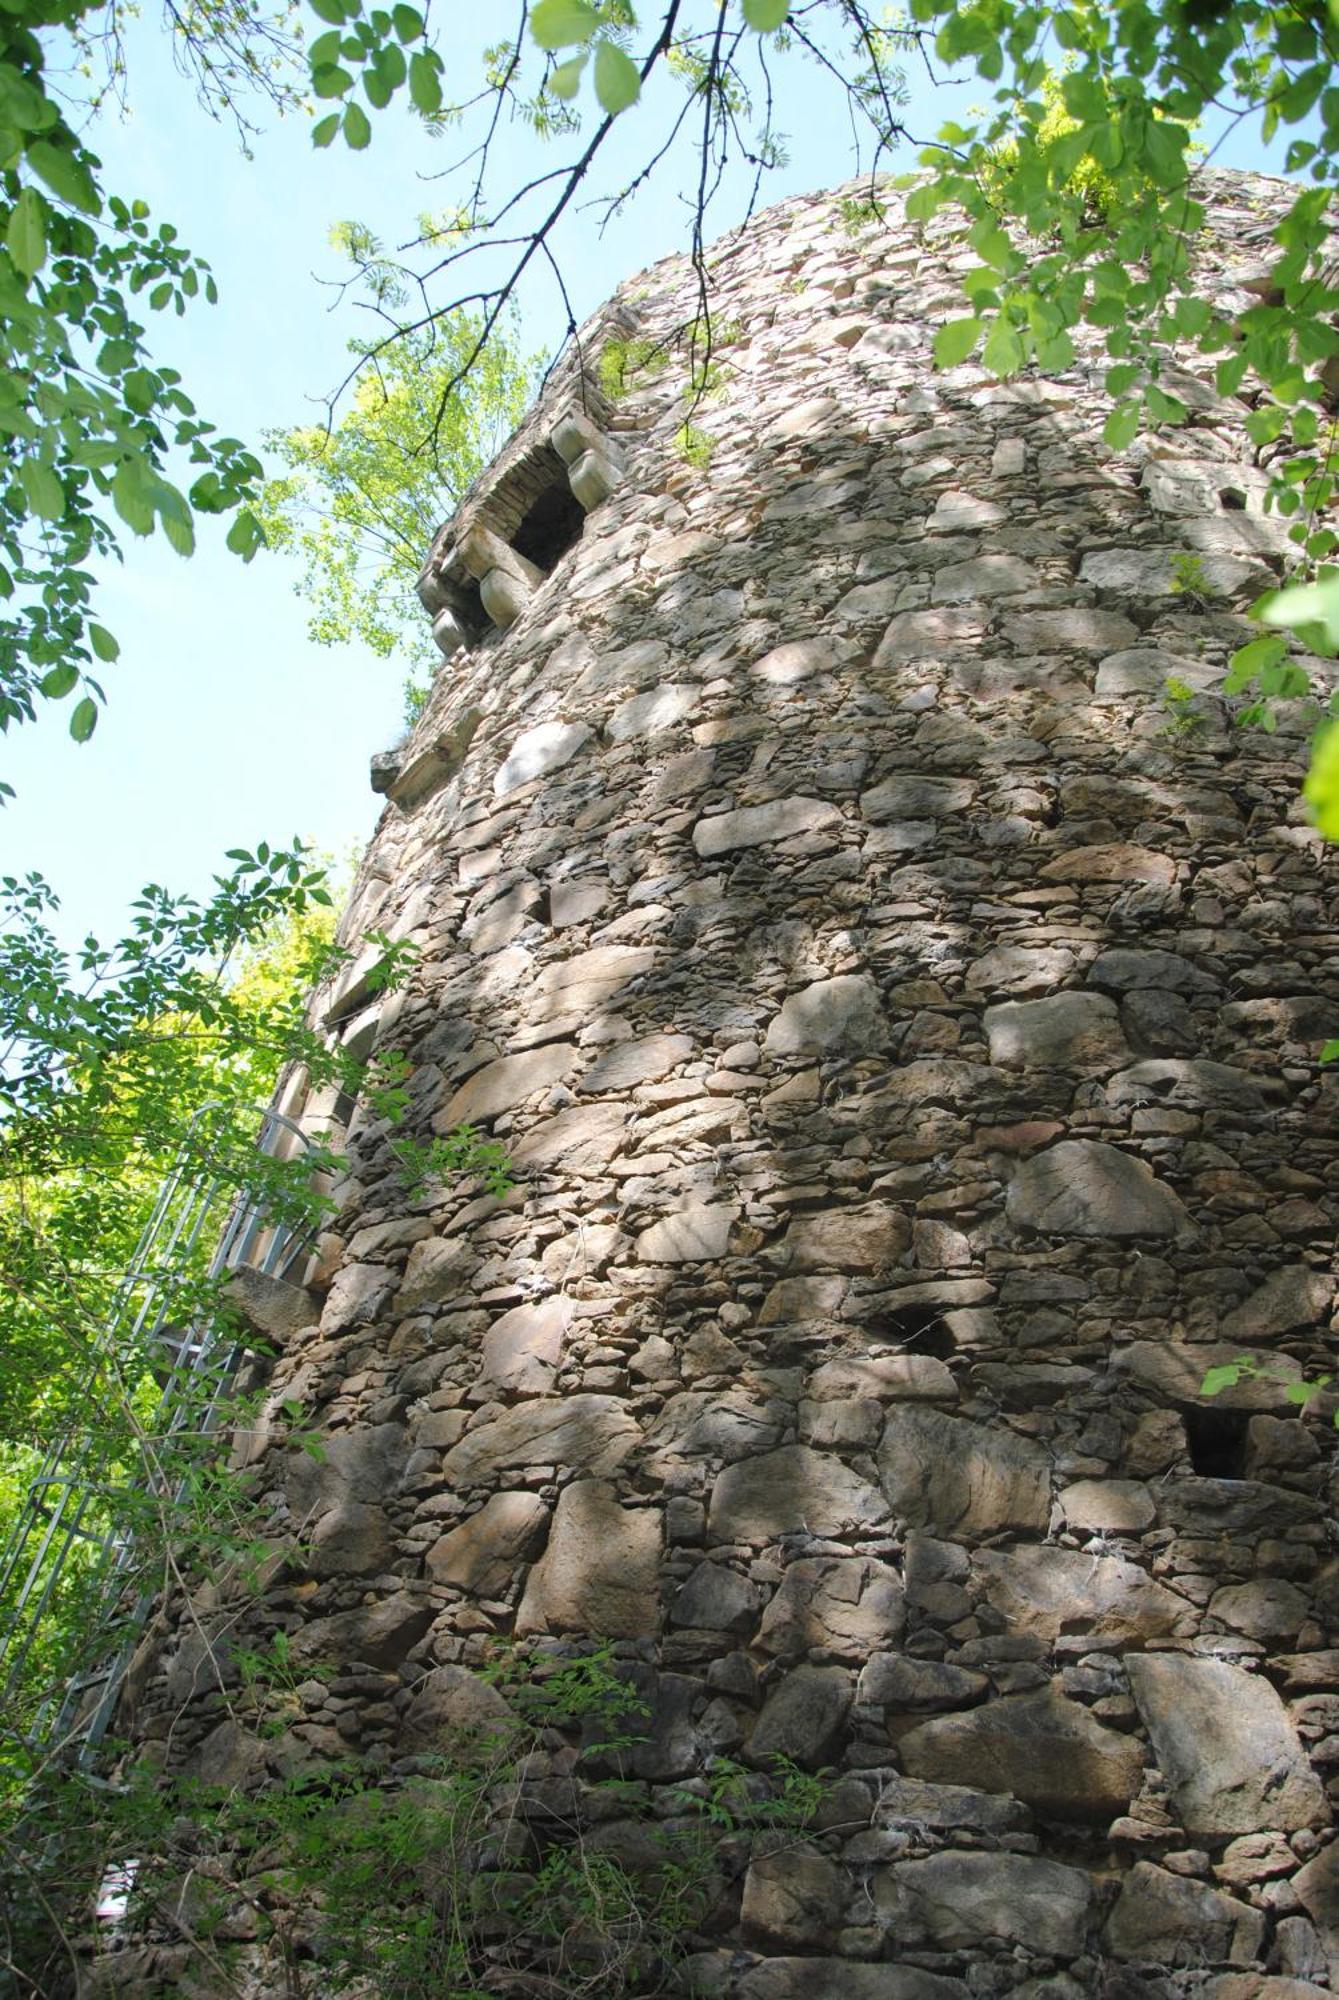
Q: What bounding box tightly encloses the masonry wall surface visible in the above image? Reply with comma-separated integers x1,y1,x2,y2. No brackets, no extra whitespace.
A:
113,169,1339,2000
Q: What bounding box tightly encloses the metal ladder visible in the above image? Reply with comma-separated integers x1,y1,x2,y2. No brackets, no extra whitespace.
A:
0,1103,316,1765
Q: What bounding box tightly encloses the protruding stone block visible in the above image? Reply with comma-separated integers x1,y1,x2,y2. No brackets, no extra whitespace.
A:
1106,1861,1265,1967
493,719,593,798
550,409,623,469
567,446,621,510
430,603,468,654
426,1491,550,1594
480,565,533,629
877,1851,1093,1956
458,521,542,585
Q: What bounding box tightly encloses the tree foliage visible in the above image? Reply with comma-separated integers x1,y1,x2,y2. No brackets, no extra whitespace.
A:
257,223,536,722
0,0,445,773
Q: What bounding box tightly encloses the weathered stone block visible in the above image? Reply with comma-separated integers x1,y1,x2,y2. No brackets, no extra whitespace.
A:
898,1687,1145,1822
708,1445,890,1543
780,1203,911,1273
1006,1139,1191,1239
748,1665,851,1769
984,992,1130,1071
736,1963,966,2000
516,1481,662,1639
288,1592,434,1670
441,1396,642,1485
438,1044,580,1128
493,720,592,798
606,683,698,742
970,1544,1189,1647
636,1200,737,1264
1126,1654,1326,1837
399,1664,514,1755
426,1491,550,1595
693,797,842,856
482,1297,573,1394
1222,1265,1334,1341
671,1561,763,1636
878,1407,1051,1538
876,1851,1093,1955
1106,1861,1265,1967
756,1556,905,1660
763,973,887,1056
741,1845,847,1949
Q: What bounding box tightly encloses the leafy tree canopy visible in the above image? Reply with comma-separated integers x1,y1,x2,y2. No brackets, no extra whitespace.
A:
257,222,536,725
4,0,1337,802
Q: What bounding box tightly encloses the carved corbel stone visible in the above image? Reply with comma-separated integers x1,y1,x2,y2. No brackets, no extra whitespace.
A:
551,410,625,512
459,523,545,631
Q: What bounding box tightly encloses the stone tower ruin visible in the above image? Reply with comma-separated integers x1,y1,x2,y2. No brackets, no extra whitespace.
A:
107,168,1339,2000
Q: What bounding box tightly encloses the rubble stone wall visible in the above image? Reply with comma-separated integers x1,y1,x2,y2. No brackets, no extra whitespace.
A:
126,169,1339,2000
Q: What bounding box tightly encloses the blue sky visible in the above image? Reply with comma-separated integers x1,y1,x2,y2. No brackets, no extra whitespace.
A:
3,10,1296,949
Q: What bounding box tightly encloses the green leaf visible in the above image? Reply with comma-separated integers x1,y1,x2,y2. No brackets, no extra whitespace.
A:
1305,720,1339,841
1319,1040,1339,1064
742,0,790,28
408,49,442,113
312,111,342,147
6,186,46,278
593,38,640,115
548,51,588,98
1200,1362,1246,1398
932,317,982,368
1259,571,1339,654
308,0,348,21
69,696,98,743
88,623,119,663
156,492,195,556
343,100,372,147
982,318,1024,376
1103,402,1140,451
312,63,354,97
25,140,100,216
529,0,599,50
391,2,423,37
112,460,156,537
1223,633,1287,693
970,218,1013,271
39,662,78,699
904,182,945,226
226,508,265,561
19,459,64,520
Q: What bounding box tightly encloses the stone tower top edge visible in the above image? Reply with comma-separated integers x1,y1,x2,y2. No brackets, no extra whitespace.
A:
406,162,1309,685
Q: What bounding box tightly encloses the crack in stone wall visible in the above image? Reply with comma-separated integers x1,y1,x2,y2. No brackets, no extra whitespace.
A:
106,168,1339,2000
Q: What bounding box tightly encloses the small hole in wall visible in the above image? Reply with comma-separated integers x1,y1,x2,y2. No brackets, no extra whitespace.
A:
513,479,586,574
1184,1404,1250,1478
1219,487,1247,511
867,1306,955,1360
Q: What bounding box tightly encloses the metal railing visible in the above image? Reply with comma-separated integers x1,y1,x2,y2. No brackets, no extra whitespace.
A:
0,1103,316,1764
